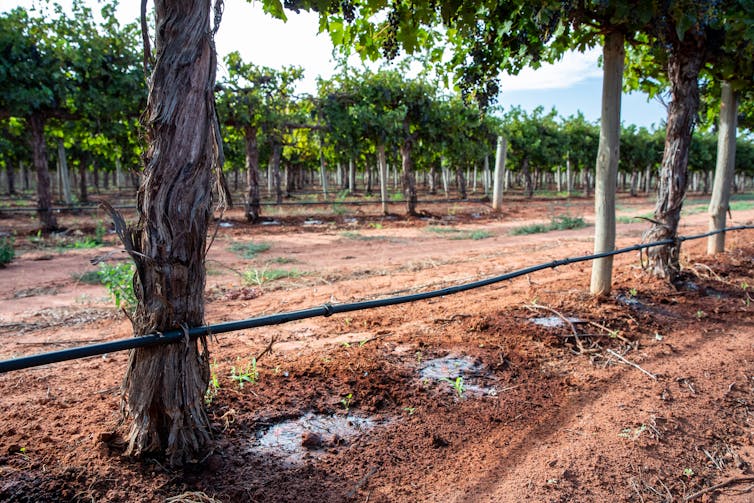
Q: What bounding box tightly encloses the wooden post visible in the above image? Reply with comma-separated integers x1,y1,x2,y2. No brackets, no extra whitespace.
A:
492,136,507,212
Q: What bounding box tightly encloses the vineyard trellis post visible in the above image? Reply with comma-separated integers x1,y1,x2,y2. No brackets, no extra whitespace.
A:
492,136,506,212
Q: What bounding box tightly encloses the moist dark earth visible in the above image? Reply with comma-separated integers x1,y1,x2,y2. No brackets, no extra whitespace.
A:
0,194,753,502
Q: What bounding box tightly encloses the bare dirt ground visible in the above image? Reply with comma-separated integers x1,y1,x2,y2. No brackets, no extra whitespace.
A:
0,193,753,502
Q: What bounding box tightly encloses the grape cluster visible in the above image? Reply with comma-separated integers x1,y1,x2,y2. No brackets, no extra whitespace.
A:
382,2,400,60
341,0,355,22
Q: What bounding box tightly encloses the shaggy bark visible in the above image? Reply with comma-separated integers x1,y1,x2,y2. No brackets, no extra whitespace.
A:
456,167,467,199
244,125,261,222
5,161,15,195
644,38,705,279
28,114,56,232
399,139,417,216
522,157,533,198
270,142,282,204
120,0,225,466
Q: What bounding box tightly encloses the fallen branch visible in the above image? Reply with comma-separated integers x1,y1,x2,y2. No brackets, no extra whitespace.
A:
684,476,754,501
606,349,657,380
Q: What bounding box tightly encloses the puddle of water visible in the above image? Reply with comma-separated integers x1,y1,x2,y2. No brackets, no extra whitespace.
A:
303,219,323,226
218,221,233,228
344,217,358,224
616,293,680,318
530,316,583,328
260,220,281,226
419,355,484,380
419,355,497,397
255,413,374,461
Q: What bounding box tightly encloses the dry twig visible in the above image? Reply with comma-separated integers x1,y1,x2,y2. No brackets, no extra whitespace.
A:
606,349,657,380
684,476,754,501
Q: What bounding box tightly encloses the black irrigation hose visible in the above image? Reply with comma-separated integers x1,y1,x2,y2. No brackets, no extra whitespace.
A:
1,225,752,373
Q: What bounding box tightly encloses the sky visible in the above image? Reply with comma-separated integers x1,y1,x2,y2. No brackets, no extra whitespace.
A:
7,0,668,130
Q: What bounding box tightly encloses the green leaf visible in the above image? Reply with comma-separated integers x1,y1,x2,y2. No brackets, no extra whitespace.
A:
262,0,288,22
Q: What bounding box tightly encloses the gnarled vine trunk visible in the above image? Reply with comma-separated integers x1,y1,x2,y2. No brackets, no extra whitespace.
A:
644,39,705,280
28,114,56,232
399,139,417,216
244,125,261,222
121,0,224,466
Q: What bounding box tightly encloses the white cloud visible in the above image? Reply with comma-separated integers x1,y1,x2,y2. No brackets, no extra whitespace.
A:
500,47,603,91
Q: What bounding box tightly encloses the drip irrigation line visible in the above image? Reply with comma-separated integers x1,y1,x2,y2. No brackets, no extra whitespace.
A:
1,224,752,374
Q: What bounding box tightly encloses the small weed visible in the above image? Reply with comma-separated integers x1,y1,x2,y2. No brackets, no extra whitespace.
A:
0,236,15,266
628,288,638,298
268,256,296,264
509,222,549,235
442,376,465,398
341,231,389,242
73,270,101,285
403,406,416,415
466,230,493,240
426,226,462,234
205,361,220,405
369,222,383,230
243,267,303,285
549,215,587,231
72,236,101,249
696,310,706,319
98,262,137,312
683,468,695,478
230,357,258,389
340,393,353,412
426,227,492,240
618,424,647,440
332,202,348,215
510,214,586,235
730,201,754,211
72,221,107,249
229,241,271,259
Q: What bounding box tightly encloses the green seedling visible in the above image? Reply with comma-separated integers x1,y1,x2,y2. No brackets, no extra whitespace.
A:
510,214,587,235
230,357,258,389
683,468,694,478
243,267,303,286
205,361,220,405
229,241,271,259
340,393,353,412
442,376,465,398
403,406,416,415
